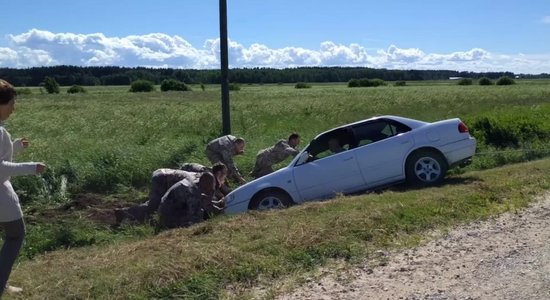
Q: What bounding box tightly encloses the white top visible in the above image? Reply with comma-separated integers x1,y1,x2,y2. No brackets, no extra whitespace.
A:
0,125,38,222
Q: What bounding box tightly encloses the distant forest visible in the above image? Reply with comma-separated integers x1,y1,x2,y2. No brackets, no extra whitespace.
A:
1,65,548,86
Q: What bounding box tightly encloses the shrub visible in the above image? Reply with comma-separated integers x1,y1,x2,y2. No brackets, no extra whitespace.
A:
478,77,493,85
371,78,387,86
129,80,155,92
228,83,241,91
295,82,311,89
358,78,386,87
160,79,189,92
457,78,473,85
358,78,372,87
347,79,360,88
42,77,60,94
496,76,515,85
16,87,32,95
469,115,547,148
200,83,205,91
67,85,87,94
394,80,406,87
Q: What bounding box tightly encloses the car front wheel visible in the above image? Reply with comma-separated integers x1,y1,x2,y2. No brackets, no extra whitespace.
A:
406,150,448,185
250,190,292,211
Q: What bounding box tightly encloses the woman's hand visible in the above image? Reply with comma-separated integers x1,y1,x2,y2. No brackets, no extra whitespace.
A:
20,138,29,148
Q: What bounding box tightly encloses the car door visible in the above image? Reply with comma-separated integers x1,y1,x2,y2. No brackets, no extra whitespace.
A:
292,128,366,201
351,119,414,187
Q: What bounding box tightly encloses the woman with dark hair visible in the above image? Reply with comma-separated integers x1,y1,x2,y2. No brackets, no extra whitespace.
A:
0,79,46,296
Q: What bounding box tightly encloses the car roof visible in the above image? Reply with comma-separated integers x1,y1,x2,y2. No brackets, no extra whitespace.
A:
312,115,428,139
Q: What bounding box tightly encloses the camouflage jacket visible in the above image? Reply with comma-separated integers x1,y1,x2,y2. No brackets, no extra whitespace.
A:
256,139,299,166
179,163,229,201
205,135,242,179
153,169,200,188
180,163,212,173
158,178,205,228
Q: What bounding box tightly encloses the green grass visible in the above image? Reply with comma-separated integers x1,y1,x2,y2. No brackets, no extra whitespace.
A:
11,81,550,198
1,79,549,298
7,159,550,299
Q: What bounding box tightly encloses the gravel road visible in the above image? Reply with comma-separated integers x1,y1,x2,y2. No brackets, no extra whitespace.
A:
278,193,550,300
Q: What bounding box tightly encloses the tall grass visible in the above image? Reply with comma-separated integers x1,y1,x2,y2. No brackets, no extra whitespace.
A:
4,80,550,264
11,82,550,201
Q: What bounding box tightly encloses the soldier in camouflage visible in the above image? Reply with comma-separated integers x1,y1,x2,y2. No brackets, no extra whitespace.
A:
251,133,301,179
180,162,212,173
158,172,216,229
180,162,230,217
114,169,200,224
205,135,246,184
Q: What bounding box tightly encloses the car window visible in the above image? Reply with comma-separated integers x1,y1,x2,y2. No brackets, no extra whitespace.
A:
296,128,354,164
352,119,411,147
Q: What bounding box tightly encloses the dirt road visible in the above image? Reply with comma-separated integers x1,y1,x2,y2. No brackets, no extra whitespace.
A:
278,193,550,300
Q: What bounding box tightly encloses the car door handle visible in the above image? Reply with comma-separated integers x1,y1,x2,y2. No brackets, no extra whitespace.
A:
343,157,354,161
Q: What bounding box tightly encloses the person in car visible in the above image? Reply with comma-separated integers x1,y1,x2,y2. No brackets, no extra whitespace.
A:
328,137,345,153
250,133,301,179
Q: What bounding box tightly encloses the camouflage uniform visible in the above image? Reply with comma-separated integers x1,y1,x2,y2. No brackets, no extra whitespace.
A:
180,162,212,173
205,135,243,181
116,169,199,223
251,139,299,178
180,162,230,214
157,178,206,229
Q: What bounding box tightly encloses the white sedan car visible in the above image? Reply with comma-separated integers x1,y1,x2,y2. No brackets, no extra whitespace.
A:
225,115,476,214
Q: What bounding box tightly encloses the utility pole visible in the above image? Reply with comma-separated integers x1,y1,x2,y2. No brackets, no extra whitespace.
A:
219,0,231,135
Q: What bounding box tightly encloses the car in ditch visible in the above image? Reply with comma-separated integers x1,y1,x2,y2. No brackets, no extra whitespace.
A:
224,115,476,214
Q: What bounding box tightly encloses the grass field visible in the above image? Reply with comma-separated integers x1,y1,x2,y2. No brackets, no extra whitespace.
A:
3,80,550,298
12,81,550,198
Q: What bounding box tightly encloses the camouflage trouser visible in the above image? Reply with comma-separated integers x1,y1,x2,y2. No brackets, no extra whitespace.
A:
157,181,204,230
250,155,274,179
118,171,174,223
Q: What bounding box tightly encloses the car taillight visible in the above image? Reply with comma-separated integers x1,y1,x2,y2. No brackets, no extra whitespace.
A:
458,121,469,133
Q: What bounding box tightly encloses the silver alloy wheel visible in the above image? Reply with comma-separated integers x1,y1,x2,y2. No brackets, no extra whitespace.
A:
257,196,285,210
414,156,442,182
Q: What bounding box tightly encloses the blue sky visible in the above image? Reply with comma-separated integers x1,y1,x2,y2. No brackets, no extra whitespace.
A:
1,0,549,73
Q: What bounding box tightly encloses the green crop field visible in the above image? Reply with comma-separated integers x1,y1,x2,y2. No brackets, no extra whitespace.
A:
3,80,550,299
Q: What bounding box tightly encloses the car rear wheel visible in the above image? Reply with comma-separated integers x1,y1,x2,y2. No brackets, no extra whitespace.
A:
250,190,292,211
406,150,448,185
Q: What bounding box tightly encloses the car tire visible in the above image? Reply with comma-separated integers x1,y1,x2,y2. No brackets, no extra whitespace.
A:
249,190,292,211
406,150,448,186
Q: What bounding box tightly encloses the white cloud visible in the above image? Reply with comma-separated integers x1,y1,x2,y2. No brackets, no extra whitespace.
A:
542,16,550,24
6,29,217,68
0,29,549,74
0,46,55,67
380,45,425,63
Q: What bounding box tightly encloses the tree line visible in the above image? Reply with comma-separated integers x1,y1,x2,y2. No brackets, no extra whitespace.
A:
1,65,548,87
